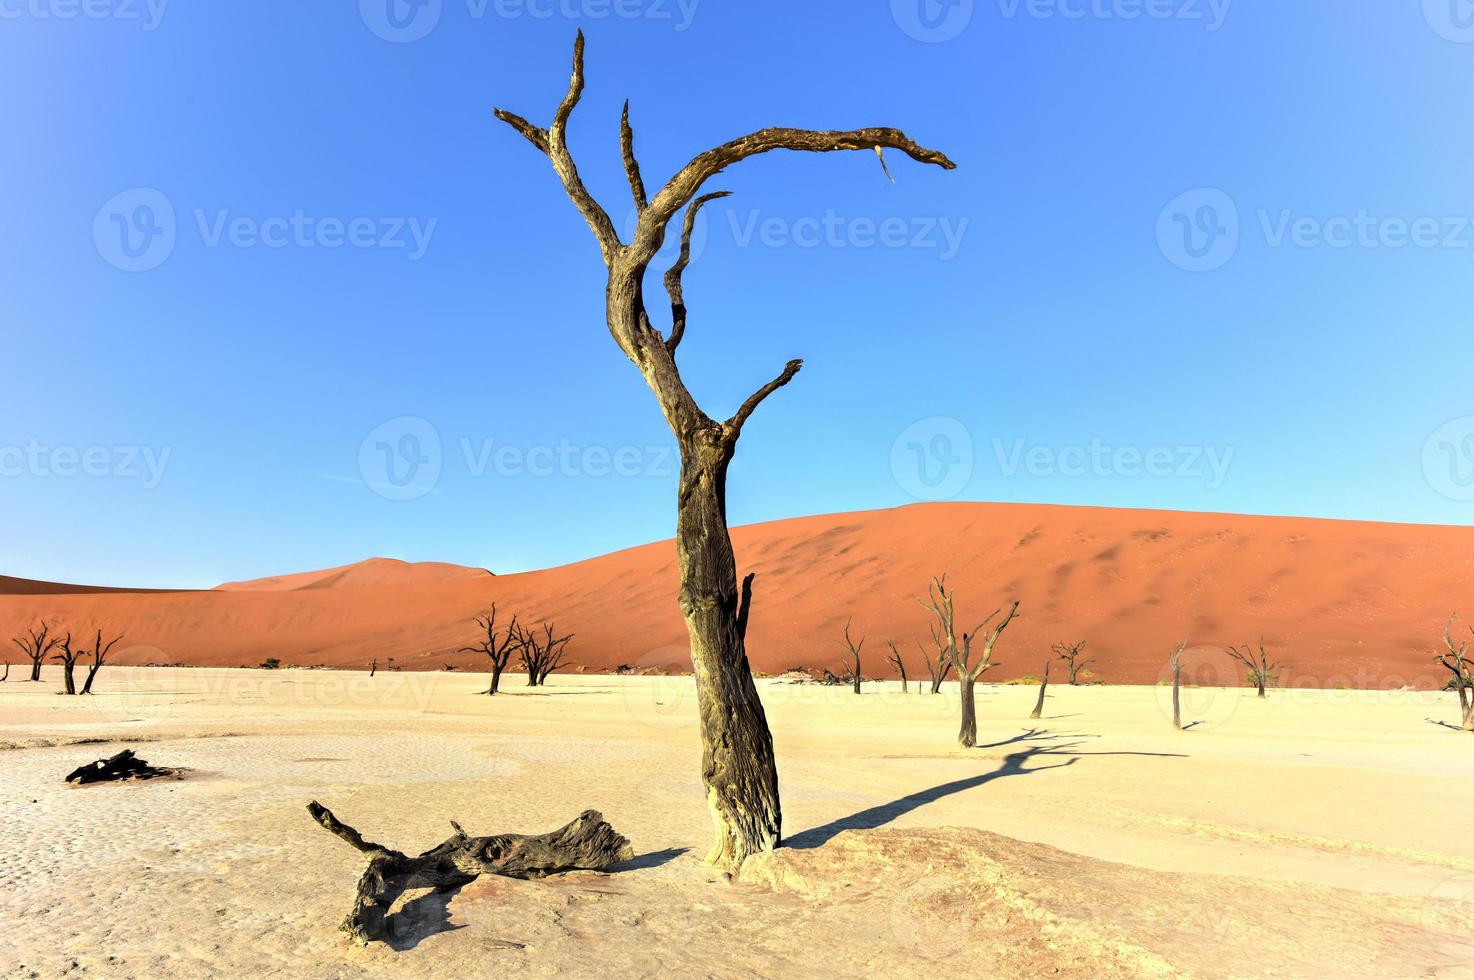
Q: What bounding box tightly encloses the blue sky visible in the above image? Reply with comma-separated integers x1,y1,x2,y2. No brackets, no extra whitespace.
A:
4,1,1474,588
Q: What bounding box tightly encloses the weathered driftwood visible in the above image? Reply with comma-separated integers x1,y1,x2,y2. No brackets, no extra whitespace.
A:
307,801,634,946
66,749,179,785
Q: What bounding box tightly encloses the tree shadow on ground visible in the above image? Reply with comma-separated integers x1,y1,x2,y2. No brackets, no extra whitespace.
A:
612,846,691,871
786,741,1186,850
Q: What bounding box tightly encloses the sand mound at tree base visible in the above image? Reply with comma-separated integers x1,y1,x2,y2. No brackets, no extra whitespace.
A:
740,827,1474,978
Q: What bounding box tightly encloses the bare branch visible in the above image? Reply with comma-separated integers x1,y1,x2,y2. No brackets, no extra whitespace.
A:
634,126,957,263
491,109,549,153
493,31,619,260
664,191,732,355
724,359,803,437
620,100,648,212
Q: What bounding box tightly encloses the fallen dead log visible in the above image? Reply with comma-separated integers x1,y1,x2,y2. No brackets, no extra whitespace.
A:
65,749,180,785
306,801,634,946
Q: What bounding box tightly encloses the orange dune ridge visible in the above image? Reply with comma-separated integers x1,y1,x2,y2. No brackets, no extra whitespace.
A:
2,502,1471,687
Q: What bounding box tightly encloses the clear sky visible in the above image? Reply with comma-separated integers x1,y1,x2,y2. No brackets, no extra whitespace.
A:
4,1,1474,588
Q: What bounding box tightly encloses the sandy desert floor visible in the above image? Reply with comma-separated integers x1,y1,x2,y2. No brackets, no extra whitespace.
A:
2,667,1473,978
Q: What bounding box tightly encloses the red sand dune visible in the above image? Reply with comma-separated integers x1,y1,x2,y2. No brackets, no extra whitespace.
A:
2,502,1471,687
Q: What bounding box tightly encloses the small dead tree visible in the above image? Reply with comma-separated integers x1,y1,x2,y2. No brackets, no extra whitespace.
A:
1030,660,1051,720
307,801,632,946
1169,640,1187,730
80,629,124,695
1226,636,1282,698
494,33,954,869
1052,641,1094,685
12,622,60,682
369,658,377,678
837,619,864,695
1,661,9,682
922,576,1020,748
53,632,85,695
885,641,909,694
518,623,573,687
459,605,524,696
1436,614,1474,732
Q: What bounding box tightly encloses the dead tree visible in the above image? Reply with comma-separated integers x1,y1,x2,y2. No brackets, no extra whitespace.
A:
53,632,84,695
1030,661,1051,720
493,33,954,869
80,629,124,695
838,619,864,695
921,576,1020,747
916,625,954,695
307,801,632,946
1436,614,1474,732
1169,640,1187,730
1052,641,1094,685
1226,636,1282,698
369,658,377,678
517,622,573,687
12,622,60,682
66,749,179,784
459,605,524,695
1,661,8,682
885,641,909,694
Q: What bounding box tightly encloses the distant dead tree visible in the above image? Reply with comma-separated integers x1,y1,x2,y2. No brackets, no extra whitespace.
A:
369,658,377,678
518,623,573,687
80,629,124,694
53,633,84,695
1,661,9,682
1052,641,1094,685
837,619,864,695
1169,641,1187,730
916,625,954,695
12,622,60,682
1436,614,1474,732
1030,661,1051,720
459,605,524,696
885,641,909,694
494,32,954,869
922,575,1021,747
1226,637,1282,698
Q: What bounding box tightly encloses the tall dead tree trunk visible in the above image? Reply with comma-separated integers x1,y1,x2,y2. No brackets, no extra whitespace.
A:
885,641,908,694
54,633,82,695
838,619,864,695
12,622,59,683
80,629,123,695
1030,660,1050,720
1169,641,1186,731
493,33,954,869
1436,614,1474,732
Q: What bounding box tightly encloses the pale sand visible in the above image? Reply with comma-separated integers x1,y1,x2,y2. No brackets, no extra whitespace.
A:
2,667,1472,978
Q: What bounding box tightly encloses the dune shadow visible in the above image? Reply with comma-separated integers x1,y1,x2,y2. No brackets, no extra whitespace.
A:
786,742,1185,850
611,846,690,871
